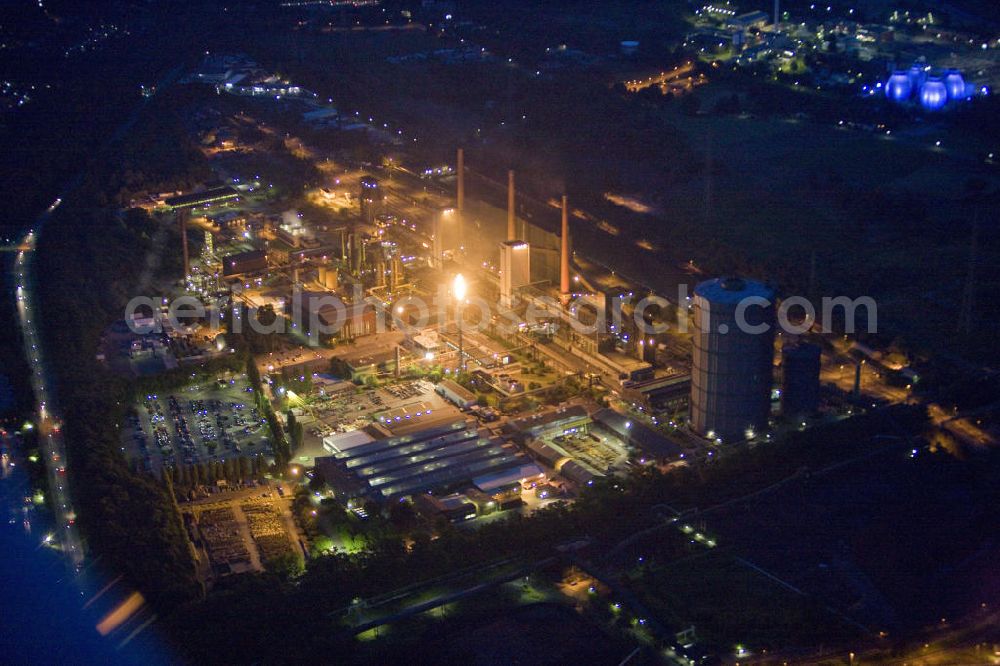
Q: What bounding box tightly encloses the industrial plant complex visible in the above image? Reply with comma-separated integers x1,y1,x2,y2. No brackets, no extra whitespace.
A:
115,119,891,529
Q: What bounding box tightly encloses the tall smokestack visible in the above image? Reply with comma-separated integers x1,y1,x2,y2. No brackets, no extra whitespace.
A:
433,211,443,268
774,0,780,27
457,148,465,253
507,170,516,241
560,194,571,300
456,148,465,214
179,210,189,282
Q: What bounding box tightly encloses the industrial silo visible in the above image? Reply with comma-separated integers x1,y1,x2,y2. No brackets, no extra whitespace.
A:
781,341,821,418
944,69,966,100
907,63,927,91
690,277,776,443
317,265,328,285
920,78,948,111
885,71,912,102
324,266,338,291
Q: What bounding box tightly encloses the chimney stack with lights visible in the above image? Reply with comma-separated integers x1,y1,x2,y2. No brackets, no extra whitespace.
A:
179,210,190,282
507,170,516,241
560,194,571,302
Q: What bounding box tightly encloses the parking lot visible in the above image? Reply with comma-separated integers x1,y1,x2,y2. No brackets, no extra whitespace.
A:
125,374,275,473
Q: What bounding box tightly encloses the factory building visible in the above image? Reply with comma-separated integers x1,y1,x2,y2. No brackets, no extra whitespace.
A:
322,430,376,455
621,374,691,414
526,440,570,469
164,186,239,211
436,379,477,409
414,462,543,523
557,459,599,486
524,440,599,485
335,348,398,381
432,207,460,268
503,404,591,444
472,463,545,495
690,277,775,443
415,493,478,522
319,419,533,501
222,249,268,277
499,240,531,306
505,404,646,485
297,292,380,342
592,408,682,460
727,10,769,31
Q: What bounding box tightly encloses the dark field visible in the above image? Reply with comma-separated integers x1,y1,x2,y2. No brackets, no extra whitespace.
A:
428,602,636,665
706,443,1000,637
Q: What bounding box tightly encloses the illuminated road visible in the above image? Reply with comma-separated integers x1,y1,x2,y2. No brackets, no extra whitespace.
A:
13,226,84,569
622,61,704,95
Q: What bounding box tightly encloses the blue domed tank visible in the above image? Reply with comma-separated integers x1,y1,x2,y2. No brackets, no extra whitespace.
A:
920,78,948,111
944,69,966,100
885,71,912,102
907,63,926,90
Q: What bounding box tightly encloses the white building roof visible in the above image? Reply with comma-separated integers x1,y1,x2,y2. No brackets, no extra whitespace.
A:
322,430,375,454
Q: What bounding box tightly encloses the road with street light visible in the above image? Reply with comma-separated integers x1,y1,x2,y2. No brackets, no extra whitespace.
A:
13,224,84,568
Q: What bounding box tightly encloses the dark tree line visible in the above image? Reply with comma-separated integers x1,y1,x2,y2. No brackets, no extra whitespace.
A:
35,205,203,609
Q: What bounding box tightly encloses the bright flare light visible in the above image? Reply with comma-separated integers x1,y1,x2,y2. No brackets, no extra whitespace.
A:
453,273,467,302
